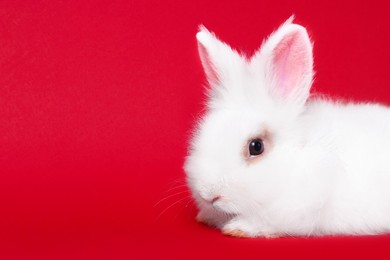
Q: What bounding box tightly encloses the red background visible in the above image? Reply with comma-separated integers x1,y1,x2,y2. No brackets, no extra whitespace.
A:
1,0,390,259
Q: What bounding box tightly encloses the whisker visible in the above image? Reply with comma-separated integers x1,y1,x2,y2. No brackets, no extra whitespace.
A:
164,178,187,188
154,196,190,222
161,184,189,195
170,197,194,221
153,190,190,207
184,197,195,208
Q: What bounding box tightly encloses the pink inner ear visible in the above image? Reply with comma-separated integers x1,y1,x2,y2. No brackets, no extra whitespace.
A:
272,31,310,96
198,43,219,84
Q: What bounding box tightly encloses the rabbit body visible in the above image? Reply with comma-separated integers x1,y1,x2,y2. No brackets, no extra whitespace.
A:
184,18,390,237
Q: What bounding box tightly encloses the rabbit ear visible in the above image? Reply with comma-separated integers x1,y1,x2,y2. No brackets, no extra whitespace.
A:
196,26,242,87
255,18,314,107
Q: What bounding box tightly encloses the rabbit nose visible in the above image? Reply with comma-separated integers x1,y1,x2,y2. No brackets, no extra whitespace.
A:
210,195,221,204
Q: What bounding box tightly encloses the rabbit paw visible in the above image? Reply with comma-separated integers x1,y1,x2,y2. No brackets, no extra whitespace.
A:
222,228,251,238
221,219,256,238
221,218,279,238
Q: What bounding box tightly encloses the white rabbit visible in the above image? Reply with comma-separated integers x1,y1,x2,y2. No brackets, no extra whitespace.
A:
184,17,390,238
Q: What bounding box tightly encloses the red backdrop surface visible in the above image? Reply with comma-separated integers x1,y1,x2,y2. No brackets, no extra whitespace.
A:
1,0,390,259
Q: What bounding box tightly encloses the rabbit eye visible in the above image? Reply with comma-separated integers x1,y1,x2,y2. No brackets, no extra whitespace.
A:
249,139,264,156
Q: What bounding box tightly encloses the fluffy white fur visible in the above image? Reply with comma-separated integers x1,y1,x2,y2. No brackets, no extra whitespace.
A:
184,18,390,237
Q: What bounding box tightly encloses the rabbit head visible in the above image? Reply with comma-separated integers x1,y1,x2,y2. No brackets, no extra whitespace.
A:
185,17,314,225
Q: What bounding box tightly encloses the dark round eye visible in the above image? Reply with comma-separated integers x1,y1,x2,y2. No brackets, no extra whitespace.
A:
249,139,264,156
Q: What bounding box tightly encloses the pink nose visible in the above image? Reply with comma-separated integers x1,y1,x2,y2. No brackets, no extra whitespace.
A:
210,195,221,204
